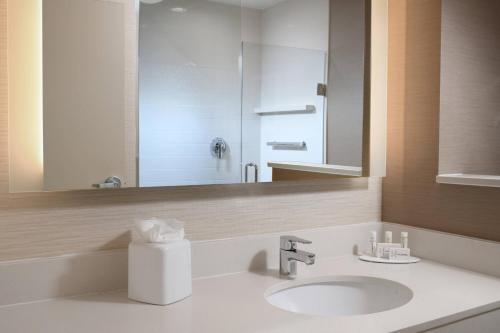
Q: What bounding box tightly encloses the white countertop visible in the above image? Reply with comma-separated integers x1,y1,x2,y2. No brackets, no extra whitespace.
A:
1,255,500,333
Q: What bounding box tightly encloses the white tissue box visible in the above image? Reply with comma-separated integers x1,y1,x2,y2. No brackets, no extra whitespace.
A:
128,239,192,305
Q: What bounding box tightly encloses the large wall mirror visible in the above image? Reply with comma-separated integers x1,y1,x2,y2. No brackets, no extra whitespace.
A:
8,0,371,192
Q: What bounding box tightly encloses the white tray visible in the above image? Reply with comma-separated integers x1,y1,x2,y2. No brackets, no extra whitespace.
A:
359,255,421,264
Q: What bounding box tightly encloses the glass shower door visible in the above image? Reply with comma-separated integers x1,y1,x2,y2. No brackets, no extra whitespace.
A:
138,0,243,187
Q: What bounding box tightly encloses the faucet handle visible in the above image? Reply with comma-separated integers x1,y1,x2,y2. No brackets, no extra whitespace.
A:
280,235,312,250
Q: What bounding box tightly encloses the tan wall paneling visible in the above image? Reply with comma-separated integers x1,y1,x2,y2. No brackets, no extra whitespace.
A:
383,0,500,242
438,0,500,175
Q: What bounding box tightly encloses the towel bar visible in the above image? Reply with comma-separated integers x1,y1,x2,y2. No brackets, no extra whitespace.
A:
266,141,306,150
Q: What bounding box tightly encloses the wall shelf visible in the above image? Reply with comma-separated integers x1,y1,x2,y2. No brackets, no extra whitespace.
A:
268,161,362,177
436,174,500,188
254,105,315,115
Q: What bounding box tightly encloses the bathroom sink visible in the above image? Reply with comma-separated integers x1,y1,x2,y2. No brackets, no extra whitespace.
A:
265,275,413,317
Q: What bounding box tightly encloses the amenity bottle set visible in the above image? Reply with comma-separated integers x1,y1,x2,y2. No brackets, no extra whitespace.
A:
360,230,419,264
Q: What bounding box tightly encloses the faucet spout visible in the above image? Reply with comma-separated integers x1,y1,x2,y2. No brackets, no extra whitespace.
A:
285,249,315,265
279,236,316,278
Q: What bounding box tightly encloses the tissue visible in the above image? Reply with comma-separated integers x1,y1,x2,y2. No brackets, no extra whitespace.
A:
133,218,185,243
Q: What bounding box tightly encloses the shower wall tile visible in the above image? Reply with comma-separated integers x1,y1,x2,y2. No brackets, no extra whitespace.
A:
138,1,261,186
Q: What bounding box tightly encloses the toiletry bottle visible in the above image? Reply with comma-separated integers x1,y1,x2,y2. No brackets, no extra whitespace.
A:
401,232,409,248
369,231,377,256
384,231,393,243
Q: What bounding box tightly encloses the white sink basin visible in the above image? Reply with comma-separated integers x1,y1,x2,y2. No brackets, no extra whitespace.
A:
265,275,413,317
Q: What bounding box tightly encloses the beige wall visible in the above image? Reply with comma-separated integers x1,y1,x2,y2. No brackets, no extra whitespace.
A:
383,0,500,242
42,0,137,191
6,0,138,192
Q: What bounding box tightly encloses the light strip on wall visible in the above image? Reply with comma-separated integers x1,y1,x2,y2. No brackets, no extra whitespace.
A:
36,0,44,173
7,0,44,192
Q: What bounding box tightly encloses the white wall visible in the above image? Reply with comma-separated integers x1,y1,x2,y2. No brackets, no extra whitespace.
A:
258,45,327,181
257,0,329,181
261,0,329,51
240,8,263,183
241,42,263,182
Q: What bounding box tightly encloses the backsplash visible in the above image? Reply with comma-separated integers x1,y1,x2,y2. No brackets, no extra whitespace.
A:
0,178,381,261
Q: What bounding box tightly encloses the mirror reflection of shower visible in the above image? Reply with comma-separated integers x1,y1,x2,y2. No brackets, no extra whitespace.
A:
242,42,327,182
138,0,329,187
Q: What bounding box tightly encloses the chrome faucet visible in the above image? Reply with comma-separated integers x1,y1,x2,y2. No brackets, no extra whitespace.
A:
279,235,315,278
